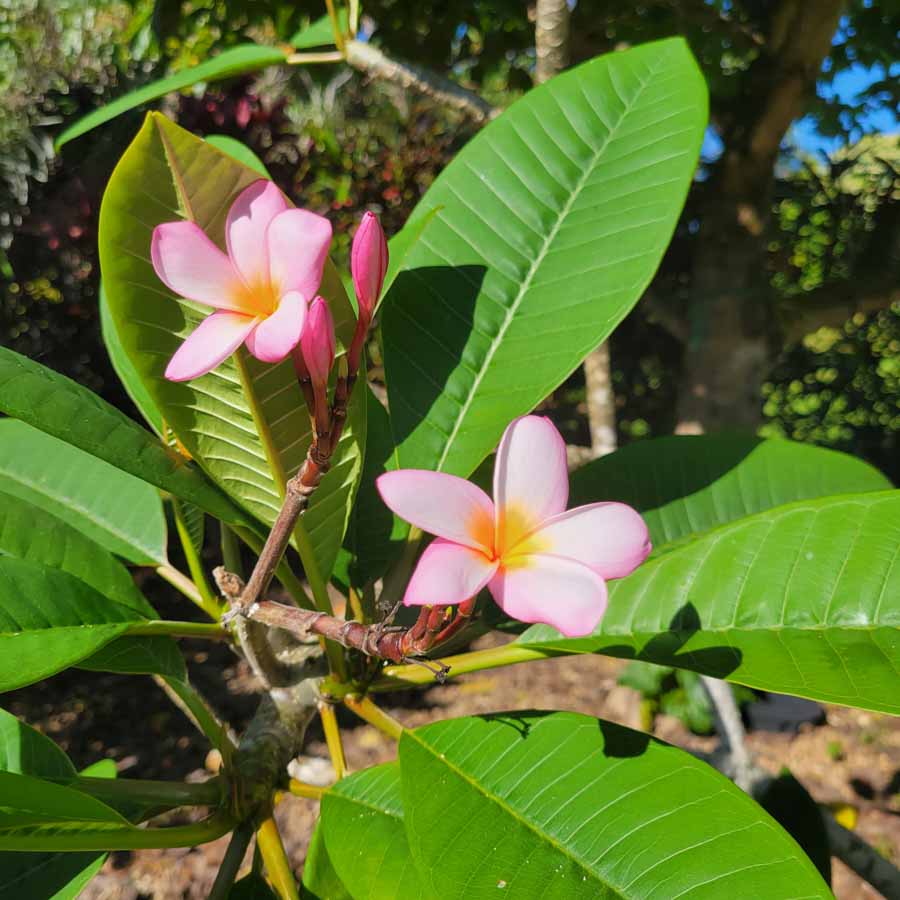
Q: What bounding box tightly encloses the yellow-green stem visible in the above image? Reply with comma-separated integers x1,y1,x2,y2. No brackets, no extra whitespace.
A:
286,779,326,801
286,50,344,64
343,694,404,741
257,816,300,900
125,619,228,641
371,643,564,691
156,563,217,617
324,0,347,54
172,502,224,619
318,701,347,780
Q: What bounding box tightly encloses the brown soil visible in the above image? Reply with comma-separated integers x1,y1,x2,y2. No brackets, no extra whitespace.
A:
6,629,898,899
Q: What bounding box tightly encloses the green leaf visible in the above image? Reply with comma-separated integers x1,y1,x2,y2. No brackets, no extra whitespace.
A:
230,871,279,899
0,557,148,693
570,433,893,550
383,39,706,478
0,709,76,780
0,482,185,684
205,135,270,178
0,845,104,900
341,388,409,589
0,716,106,900
290,11,347,49
321,762,431,899
55,45,288,150
173,496,206,559
0,487,153,614
0,347,253,529
302,823,352,900
0,419,166,566
400,711,830,898
78,636,187,682
101,280,164,435
99,112,365,580
519,490,900,714
0,771,128,827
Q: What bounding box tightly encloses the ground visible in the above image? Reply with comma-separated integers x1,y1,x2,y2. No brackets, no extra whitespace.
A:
6,619,898,899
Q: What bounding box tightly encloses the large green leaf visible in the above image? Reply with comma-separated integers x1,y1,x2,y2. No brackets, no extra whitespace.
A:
570,433,892,550
383,39,706,478
400,712,829,899
0,488,184,682
0,709,76,780
340,389,409,590
99,112,365,580
0,419,166,566
0,347,253,529
0,771,128,828
302,823,352,900
0,716,106,900
321,762,431,899
290,11,346,49
100,280,163,435
55,45,288,149
519,490,900,714
0,488,151,613
0,557,151,693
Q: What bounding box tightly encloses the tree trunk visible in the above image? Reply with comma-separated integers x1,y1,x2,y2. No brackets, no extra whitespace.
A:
677,0,845,434
534,0,570,85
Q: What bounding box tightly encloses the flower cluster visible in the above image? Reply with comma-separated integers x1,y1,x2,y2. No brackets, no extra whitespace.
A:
150,180,386,387
151,184,649,637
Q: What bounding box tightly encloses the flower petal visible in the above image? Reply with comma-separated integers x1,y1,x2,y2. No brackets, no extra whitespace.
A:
351,211,388,317
527,502,651,579
165,311,259,382
151,222,247,311
245,291,307,364
376,470,495,553
403,539,498,607
489,555,607,637
226,180,289,285
266,208,333,300
493,415,568,550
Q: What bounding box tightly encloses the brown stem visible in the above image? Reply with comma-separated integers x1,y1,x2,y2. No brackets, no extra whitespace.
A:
236,598,471,673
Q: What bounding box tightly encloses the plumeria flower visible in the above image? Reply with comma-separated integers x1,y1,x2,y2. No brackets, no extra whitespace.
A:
151,180,332,381
377,416,651,637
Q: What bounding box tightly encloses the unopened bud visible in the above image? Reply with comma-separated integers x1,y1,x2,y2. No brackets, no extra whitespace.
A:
351,211,388,320
301,296,336,391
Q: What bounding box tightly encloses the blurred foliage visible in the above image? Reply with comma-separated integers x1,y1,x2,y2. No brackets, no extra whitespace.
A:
1,0,897,477
618,660,755,736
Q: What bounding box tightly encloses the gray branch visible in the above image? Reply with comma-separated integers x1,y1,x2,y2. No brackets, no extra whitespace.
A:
344,40,498,122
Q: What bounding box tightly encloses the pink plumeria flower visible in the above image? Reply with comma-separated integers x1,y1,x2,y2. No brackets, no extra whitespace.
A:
347,211,388,377
377,416,651,637
151,180,332,381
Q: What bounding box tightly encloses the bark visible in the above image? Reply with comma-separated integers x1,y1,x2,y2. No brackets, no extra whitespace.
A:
677,0,845,434
534,0,570,85
344,40,498,122
582,340,617,457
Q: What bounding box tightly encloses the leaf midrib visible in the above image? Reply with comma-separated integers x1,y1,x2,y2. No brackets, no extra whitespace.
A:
433,51,670,473
407,728,613,894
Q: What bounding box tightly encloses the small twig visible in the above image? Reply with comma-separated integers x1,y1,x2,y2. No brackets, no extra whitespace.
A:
318,700,347,780
343,694,404,740
208,821,254,900
286,778,326,801
286,50,344,65
823,811,900,897
699,675,758,793
324,0,346,55
256,815,300,900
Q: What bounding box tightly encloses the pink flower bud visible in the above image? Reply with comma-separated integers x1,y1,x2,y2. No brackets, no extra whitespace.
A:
301,296,336,390
351,211,388,319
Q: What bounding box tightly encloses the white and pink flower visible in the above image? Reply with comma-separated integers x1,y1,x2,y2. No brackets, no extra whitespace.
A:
377,416,651,637
150,180,332,381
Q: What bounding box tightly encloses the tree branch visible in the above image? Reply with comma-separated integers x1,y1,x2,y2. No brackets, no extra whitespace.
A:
344,40,498,122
